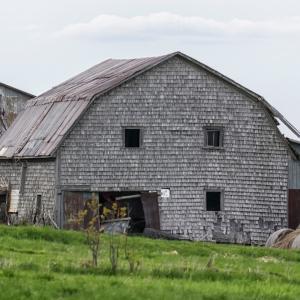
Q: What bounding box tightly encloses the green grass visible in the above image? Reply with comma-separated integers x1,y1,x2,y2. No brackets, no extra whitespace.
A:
0,226,300,299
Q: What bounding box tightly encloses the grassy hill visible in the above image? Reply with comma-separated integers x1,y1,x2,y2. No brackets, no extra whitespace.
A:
0,226,300,299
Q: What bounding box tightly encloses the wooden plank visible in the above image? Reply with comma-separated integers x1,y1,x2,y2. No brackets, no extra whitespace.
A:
288,189,300,229
141,192,160,230
63,191,92,230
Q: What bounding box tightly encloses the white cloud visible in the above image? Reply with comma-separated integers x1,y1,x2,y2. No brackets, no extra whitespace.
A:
54,12,300,41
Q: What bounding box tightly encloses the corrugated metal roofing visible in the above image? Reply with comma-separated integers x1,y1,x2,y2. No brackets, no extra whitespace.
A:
0,51,299,159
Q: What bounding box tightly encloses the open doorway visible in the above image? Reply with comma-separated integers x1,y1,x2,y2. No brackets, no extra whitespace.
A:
63,190,160,233
99,191,160,233
99,191,145,233
0,192,7,224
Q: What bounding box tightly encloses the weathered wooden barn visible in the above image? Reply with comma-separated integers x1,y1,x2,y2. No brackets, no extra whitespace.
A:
0,82,34,136
0,52,299,244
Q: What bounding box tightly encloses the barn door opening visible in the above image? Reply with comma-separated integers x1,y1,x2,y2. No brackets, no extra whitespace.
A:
288,189,300,229
99,191,145,233
0,192,7,224
62,190,160,233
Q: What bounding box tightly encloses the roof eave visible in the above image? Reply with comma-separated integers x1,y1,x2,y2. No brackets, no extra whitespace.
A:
0,155,55,161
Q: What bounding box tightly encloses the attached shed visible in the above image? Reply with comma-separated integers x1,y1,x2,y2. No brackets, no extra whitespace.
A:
0,82,34,136
0,52,299,244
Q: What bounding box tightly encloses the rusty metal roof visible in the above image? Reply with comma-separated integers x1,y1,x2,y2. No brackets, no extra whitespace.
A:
0,51,299,159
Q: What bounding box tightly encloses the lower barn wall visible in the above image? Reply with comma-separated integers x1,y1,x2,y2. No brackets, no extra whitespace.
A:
0,159,56,221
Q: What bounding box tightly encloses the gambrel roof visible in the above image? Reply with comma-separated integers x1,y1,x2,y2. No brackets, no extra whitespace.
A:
0,52,299,159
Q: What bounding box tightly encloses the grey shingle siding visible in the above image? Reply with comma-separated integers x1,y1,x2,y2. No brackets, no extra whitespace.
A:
57,56,289,244
0,160,56,220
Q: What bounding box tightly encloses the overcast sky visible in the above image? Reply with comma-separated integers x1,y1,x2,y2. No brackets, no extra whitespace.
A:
0,0,299,131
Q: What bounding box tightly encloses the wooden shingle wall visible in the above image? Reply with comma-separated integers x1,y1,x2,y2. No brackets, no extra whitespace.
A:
0,160,56,220
58,56,289,245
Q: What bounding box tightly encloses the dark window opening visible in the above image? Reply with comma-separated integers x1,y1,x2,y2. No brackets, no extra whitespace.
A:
204,127,223,148
206,191,221,211
0,192,7,224
124,128,140,148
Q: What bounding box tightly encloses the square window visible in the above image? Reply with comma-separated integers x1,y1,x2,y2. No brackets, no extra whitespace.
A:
204,127,223,148
207,130,220,147
124,128,141,148
206,191,222,211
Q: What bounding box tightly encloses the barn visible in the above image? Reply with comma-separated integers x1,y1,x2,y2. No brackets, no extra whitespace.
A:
0,52,299,244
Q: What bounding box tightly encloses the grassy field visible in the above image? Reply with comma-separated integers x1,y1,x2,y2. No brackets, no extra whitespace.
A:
0,226,300,299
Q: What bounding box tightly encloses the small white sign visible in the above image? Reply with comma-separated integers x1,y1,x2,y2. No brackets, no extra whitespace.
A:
9,190,19,213
161,189,170,198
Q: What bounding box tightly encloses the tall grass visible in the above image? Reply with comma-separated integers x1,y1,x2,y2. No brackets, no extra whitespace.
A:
0,225,300,299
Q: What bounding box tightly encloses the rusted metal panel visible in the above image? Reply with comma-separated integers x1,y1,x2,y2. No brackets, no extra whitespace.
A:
288,189,300,229
141,192,160,230
63,191,92,229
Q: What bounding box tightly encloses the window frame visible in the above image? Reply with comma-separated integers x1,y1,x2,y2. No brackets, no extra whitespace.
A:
123,127,143,148
204,189,224,211
203,126,224,149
